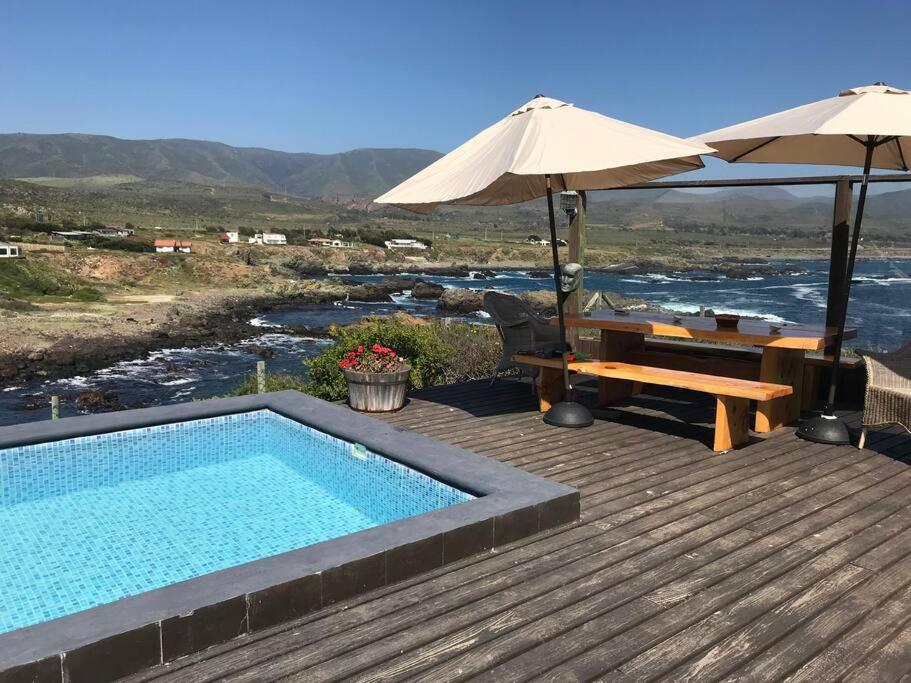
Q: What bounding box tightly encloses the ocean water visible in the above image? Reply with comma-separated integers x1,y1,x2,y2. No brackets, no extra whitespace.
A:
0,259,907,427
0,409,472,632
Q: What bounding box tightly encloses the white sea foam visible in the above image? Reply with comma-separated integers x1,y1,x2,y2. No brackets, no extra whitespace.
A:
249,316,282,328
852,276,911,285
158,378,195,386
55,376,92,389
789,283,828,310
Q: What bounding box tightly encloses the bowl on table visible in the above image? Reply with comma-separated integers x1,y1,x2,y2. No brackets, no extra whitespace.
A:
715,314,741,329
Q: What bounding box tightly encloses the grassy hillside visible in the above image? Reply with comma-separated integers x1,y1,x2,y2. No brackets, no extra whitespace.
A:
0,257,103,301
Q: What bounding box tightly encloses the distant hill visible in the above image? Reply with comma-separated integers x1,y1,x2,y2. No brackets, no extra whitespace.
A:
0,133,442,199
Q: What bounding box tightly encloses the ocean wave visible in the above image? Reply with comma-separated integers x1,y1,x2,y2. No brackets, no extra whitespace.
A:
158,377,196,386
249,316,282,328
789,283,828,310
54,376,93,389
852,276,911,285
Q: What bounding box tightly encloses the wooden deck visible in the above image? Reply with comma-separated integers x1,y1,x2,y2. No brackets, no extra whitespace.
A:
126,379,911,682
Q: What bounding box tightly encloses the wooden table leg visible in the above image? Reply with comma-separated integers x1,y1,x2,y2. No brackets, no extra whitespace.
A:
756,347,805,432
538,366,563,413
597,329,645,405
715,395,749,452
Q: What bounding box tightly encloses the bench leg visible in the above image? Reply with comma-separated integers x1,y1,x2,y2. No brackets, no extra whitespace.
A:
715,395,750,452
801,365,820,411
756,347,805,432
538,366,563,413
598,329,644,406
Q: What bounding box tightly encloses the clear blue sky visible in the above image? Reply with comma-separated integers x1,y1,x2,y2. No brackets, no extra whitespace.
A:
3,0,910,183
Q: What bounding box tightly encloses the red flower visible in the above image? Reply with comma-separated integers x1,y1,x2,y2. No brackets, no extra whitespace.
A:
357,345,364,354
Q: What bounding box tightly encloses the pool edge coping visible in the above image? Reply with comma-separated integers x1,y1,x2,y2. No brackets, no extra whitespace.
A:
0,390,579,682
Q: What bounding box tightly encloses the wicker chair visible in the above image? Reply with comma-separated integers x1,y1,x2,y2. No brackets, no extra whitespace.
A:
857,340,911,449
483,291,562,383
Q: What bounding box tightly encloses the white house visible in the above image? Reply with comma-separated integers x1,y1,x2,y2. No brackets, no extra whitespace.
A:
154,239,192,253
219,231,240,244
0,242,22,258
384,238,427,250
94,227,134,238
249,233,287,245
308,237,353,248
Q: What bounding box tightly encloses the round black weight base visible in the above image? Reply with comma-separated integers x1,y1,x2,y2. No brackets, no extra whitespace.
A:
796,413,851,445
544,401,594,428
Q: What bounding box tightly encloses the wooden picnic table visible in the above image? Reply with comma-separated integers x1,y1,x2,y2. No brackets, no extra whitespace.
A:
559,310,857,433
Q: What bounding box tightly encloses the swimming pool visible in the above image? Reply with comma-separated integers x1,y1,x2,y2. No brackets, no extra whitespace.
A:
0,409,473,634
0,391,578,682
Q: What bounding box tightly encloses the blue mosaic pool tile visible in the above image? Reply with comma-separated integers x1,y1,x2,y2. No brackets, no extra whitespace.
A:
0,409,473,634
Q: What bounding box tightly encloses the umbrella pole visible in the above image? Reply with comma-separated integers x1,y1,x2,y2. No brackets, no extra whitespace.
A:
797,138,876,444
542,175,593,429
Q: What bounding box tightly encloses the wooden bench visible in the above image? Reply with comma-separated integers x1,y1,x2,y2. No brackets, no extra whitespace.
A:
575,337,864,410
514,354,793,453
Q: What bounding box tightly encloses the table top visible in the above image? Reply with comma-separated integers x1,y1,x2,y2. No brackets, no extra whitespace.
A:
559,310,857,351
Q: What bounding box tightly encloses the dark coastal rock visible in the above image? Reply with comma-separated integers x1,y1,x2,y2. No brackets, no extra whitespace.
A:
518,290,557,316
283,258,327,276
411,281,445,299
381,277,417,291
527,269,552,279
437,288,558,316
344,285,394,302
245,344,275,359
437,288,485,314
74,389,124,413
346,263,375,275
471,269,497,280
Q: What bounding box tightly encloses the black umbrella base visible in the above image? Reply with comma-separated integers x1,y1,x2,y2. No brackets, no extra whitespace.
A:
544,401,594,428
796,413,852,445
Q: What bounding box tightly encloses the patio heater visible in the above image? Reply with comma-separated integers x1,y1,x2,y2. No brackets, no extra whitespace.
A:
542,181,593,428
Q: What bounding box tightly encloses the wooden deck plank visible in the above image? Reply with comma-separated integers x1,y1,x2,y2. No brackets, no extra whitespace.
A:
121,379,911,683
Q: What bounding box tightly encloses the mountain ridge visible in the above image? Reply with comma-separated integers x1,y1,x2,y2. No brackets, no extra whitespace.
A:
0,133,442,199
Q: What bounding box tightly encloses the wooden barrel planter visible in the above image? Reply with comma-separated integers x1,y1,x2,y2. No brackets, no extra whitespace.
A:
343,365,411,412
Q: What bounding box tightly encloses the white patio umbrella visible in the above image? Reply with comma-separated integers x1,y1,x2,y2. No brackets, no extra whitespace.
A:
377,95,714,428
693,83,911,444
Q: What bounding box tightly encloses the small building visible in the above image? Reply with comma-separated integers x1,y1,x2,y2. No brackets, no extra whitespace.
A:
219,231,240,244
308,237,353,248
0,242,22,258
249,233,287,245
48,230,94,242
94,227,135,238
384,238,427,250
154,239,192,253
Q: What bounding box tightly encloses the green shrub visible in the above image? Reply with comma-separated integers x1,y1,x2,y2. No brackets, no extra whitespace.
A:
305,318,450,401
303,317,501,401
228,371,309,396
85,237,152,253
71,287,104,302
436,322,503,384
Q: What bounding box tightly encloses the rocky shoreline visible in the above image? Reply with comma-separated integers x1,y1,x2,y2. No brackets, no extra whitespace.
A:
292,259,805,281
0,257,807,386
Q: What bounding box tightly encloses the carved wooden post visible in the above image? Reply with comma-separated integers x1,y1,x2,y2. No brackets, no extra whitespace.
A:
566,191,586,345
256,361,266,394
826,178,853,353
